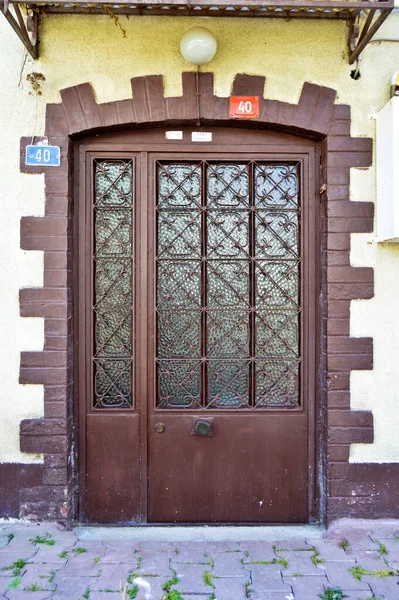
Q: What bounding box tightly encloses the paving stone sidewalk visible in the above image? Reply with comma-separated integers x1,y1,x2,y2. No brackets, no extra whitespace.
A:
1,520,399,600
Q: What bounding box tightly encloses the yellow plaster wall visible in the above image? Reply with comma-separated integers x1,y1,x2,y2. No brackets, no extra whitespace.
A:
0,12,399,464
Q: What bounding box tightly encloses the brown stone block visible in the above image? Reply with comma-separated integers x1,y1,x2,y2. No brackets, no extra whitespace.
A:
278,102,296,128
328,426,373,444
60,85,89,133
181,72,198,121
21,216,69,238
327,136,372,153
44,270,68,288
45,173,70,196
327,167,350,186
20,418,66,436
327,354,373,372
43,468,68,486
311,86,336,134
327,185,350,201
116,99,135,124
334,105,351,120
19,485,67,503
328,200,374,219
294,82,321,131
44,335,69,351
326,445,350,462
328,217,373,233
20,434,67,454
327,318,350,336
75,83,102,130
327,337,373,356
326,390,350,409
44,402,67,420
0,463,44,518
45,196,69,216
262,99,280,124
19,367,68,385
44,453,68,468
20,288,68,318
328,409,373,428
45,103,69,136
213,97,229,121
232,74,265,97
21,234,68,252
44,385,69,402
198,72,215,120
327,251,350,267
328,266,373,284
329,120,351,136
98,102,119,128
327,299,350,317
45,319,69,337
131,75,166,123
44,252,68,270
21,351,67,369
327,282,374,300
327,233,350,251
326,373,350,391
165,97,184,122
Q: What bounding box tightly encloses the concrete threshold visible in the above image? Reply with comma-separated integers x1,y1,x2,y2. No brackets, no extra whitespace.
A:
75,524,324,542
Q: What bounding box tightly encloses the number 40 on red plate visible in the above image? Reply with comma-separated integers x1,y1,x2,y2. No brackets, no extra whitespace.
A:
230,96,260,119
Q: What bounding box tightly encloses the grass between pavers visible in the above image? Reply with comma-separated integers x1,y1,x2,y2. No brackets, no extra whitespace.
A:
349,564,399,580
1,558,27,576
29,533,56,546
339,539,351,551
317,588,348,600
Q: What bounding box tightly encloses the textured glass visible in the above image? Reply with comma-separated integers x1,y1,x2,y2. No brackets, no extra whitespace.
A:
207,211,249,258
207,311,249,358
255,165,298,209
158,211,201,259
207,164,249,208
158,361,201,407
158,311,201,359
207,261,249,308
255,360,300,407
208,361,249,408
255,310,299,358
158,164,201,208
93,160,133,408
156,161,300,409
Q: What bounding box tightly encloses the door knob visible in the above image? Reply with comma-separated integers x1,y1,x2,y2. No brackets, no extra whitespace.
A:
155,423,166,433
193,419,213,437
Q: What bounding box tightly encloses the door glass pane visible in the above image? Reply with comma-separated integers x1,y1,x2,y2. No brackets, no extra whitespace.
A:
93,160,133,409
156,161,301,409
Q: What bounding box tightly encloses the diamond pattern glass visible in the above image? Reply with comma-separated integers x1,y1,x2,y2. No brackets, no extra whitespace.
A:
156,161,301,409
93,160,133,408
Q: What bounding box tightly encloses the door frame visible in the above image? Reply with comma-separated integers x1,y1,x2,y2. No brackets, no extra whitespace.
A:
74,127,320,524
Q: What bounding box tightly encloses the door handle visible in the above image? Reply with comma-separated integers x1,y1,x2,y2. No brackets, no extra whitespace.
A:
193,419,213,437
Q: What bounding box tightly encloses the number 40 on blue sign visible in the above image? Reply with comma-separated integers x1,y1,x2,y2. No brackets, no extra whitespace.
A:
25,145,61,167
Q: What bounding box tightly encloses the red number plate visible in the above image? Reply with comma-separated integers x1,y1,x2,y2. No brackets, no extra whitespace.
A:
230,96,260,119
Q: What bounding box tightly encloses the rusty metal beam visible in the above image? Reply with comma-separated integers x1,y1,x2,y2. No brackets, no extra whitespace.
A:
9,0,394,8
0,0,395,62
349,8,394,64
1,2,38,58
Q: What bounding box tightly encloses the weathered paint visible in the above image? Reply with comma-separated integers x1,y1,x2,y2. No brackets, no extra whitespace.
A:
0,13,399,467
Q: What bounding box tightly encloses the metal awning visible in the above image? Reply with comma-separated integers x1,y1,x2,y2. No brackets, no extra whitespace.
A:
1,0,394,63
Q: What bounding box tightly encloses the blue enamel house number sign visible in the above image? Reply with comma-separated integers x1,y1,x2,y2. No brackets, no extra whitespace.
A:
25,145,61,167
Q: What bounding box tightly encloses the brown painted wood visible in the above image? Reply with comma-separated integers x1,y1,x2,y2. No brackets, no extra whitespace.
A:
86,414,141,523
76,127,318,523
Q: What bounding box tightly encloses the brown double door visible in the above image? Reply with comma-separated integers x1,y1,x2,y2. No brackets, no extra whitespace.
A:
77,127,317,524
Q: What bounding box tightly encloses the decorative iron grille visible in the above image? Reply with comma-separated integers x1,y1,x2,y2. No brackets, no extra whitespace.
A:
93,159,134,409
156,161,301,409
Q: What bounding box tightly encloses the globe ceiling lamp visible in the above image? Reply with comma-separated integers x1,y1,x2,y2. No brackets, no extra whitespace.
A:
180,27,217,66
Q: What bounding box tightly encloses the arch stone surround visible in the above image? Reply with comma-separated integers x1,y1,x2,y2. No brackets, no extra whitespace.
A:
11,71,391,523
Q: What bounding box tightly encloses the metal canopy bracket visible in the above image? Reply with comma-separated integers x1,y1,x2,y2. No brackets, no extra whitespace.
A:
2,1,38,59
0,0,394,62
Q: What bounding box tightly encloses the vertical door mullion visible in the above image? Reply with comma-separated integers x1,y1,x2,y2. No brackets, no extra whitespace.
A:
201,161,207,408
249,162,256,408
